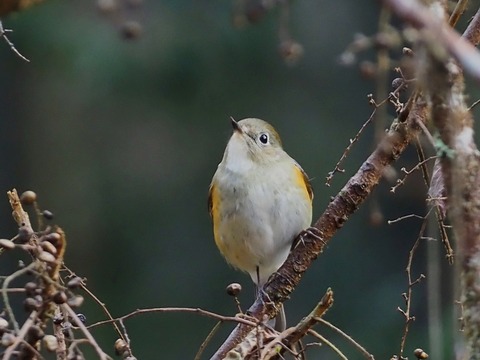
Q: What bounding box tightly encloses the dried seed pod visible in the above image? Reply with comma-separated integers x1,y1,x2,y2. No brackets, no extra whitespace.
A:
67,277,83,289
1,333,15,347
120,21,142,40
0,239,15,250
0,318,8,333
18,226,32,244
27,325,44,341
44,232,61,246
414,348,429,359
38,251,57,264
403,47,414,56
24,297,40,312
42,210,54,220
226,283,242,296
114,338,128,355
41,241,57,255
20,191,37,205
43,334,58,352
391,77,405,91
67,295,84,308
24,282,37,296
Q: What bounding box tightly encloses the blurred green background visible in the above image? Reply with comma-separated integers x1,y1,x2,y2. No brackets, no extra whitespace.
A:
1,0,478,358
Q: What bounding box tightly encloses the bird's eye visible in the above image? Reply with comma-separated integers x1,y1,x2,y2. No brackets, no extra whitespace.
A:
259,133,269,145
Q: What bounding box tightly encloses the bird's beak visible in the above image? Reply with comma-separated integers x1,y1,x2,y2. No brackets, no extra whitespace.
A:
230,117,242,133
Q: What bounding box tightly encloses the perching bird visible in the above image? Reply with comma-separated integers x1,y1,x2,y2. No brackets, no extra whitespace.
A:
208,117,313,330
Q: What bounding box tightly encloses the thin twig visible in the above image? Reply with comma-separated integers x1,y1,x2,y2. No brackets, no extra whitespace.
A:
63,265,127,346
468,98,480,110
387,213,425,224
87,307,258,330
390,155,438,193
195,321,222,360
449,0,469,27
0,21,30,62
325,106,376,186
398,214,430,357
318,318,374,359
307,329,348,360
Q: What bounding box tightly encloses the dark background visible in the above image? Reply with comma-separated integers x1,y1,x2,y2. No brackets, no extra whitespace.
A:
1,0,478,358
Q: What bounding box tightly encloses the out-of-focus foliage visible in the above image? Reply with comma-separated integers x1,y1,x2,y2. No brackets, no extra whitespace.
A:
0,0,471,358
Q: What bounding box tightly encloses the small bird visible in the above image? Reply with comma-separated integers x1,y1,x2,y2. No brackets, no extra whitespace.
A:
208,117,313,330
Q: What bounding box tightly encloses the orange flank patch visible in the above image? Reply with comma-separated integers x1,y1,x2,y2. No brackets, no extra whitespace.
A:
293,165,313,203
208,184,226,254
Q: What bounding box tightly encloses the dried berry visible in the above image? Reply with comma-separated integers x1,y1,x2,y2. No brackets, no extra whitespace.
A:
44,232,61,246
53,291,67,304
41,241,57,255
43,334,58,352
27,325,44,341
67,277,83,289
1,333,15,347
414,348,429,359
42,210,54,220
24,297,40,312
24,282,37,296
226,283,242,296
0,318,8,333
38,251,57,264
67,295,84,308
18,226,32,244
20,190,37,205
114,338,128,355
120,21,142,40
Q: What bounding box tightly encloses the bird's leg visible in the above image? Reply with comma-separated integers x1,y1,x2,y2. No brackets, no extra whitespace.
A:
255,266,287,331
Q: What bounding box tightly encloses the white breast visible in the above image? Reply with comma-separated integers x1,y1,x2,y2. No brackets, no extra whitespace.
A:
213,151,312,285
